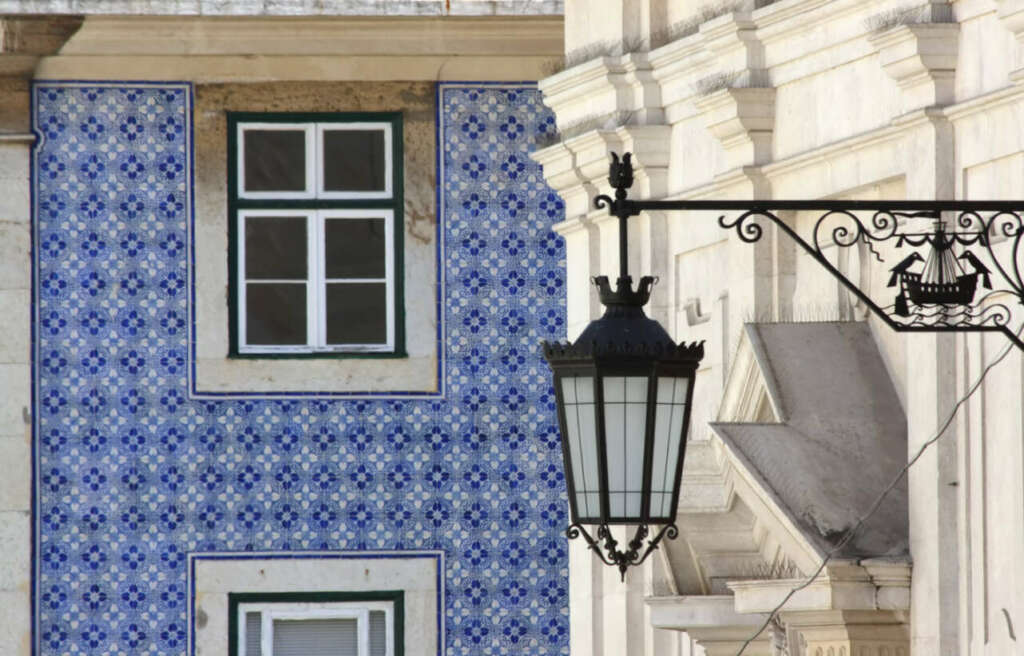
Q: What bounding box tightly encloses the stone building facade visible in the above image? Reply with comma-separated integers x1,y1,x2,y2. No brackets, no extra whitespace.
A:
3,1,1024,655
535,0,1024,655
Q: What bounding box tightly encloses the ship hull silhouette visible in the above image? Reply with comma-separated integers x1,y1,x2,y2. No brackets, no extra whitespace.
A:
901,271,978,305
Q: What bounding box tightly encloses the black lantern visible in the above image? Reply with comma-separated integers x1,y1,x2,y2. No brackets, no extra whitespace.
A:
542,153,704,579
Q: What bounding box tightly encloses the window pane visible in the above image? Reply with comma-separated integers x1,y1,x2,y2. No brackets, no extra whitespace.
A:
369,611,386,656
246,283,307,345
322,129,387,193
245,612,262,656
273,618,358,656
325,218,386,279
243,129,307,193
245,216,307,280
326,282,387,345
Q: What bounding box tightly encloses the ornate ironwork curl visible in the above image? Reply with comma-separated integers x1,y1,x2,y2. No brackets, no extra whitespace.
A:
567,522,679,581
595,151,1024,352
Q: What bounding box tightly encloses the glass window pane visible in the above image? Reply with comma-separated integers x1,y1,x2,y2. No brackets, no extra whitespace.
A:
273,618,358,656
322,129,387,193
561,376,600,519
246,283,307,345
245,215,308,280
325,218,386,279
326,282,387,345
602,376,648,519
243,129,307,193
245,612,262,656
648,377,689,519
369,611,386,656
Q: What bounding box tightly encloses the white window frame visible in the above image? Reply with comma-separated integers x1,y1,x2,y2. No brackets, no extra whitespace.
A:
316,122,394,200
237,123,317,200
237,208,396,354
237,600,396,656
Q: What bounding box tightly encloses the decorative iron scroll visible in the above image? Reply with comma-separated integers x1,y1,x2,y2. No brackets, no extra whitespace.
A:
567,522,678,580
596,153,1024,351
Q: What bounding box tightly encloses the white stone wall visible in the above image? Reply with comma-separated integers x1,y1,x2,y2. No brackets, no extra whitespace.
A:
539,0,1024,654
0,79,32,656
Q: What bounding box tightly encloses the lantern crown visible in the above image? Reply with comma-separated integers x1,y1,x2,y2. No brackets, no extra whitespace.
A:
542,275,704,363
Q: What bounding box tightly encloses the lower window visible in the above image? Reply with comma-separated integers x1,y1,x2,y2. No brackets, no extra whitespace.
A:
236,209,396,354
231,592,402,656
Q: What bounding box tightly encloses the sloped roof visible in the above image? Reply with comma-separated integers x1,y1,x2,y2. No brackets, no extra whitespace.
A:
710,322,908,559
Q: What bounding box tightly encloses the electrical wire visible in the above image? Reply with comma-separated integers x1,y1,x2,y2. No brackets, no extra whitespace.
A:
734,327,1023,655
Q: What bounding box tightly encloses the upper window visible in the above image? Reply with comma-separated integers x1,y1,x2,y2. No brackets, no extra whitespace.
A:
228,114,404,356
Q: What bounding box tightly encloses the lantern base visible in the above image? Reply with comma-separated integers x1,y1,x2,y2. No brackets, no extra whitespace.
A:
566,522,679,580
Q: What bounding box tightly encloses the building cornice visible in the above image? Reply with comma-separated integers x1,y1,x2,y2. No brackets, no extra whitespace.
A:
57,14,563,57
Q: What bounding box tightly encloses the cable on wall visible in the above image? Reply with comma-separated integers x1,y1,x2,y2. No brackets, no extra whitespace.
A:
734,327,1023,656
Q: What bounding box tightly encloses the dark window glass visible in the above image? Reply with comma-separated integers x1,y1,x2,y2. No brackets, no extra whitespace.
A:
245,216,307,280
325,218,386,279
326,283,387,344
246,283,307,345
322,129,386,193
243,129,307,193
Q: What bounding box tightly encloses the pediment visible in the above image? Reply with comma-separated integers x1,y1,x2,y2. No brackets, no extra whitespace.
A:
660,322,908,597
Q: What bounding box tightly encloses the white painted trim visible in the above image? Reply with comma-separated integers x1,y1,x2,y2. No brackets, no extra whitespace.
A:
237,122,317,200
238,601,395,656
238,208,395,354
316,122,394,200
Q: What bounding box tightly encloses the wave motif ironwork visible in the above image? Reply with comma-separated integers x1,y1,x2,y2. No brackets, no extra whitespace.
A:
717,208,1023,346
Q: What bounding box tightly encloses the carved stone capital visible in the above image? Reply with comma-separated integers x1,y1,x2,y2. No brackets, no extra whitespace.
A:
694,87,776,170
869,23,959,112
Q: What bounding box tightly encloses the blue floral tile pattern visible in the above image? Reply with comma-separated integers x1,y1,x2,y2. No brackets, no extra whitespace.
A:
34,82,567,655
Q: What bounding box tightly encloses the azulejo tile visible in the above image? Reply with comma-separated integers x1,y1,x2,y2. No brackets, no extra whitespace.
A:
34,82,567,654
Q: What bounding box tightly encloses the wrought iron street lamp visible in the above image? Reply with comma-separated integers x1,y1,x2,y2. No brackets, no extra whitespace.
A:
542,154,704,579
544,150,1024,578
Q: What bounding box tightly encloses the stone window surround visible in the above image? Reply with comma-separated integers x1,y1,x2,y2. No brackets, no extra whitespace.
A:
191,81,441,398
189,551,443,656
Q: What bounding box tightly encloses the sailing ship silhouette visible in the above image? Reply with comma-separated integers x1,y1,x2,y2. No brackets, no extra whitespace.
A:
889,222,991,317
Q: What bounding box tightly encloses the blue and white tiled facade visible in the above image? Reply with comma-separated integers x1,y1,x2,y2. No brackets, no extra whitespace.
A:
33,82,567,654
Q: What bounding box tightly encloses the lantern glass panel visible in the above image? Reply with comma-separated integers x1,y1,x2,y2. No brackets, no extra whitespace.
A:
602,376,649,519
561,375,601,519
648,376,690,519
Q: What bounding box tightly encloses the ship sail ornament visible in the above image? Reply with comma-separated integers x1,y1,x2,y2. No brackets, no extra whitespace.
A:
890,220,993,317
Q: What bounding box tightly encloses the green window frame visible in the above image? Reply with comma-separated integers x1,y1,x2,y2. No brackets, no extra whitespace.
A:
227,112,405,358
228,591,405,656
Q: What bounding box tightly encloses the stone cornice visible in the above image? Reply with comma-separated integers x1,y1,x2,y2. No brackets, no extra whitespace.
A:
942,81,1024,121
57,14,563,57
729,561,911,613
0,15,82,76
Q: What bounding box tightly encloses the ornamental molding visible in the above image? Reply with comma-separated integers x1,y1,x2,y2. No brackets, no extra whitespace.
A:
55,14,563,57
694,86,777,171
0,15,82,76
538,52,663,131
868,22,960,113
